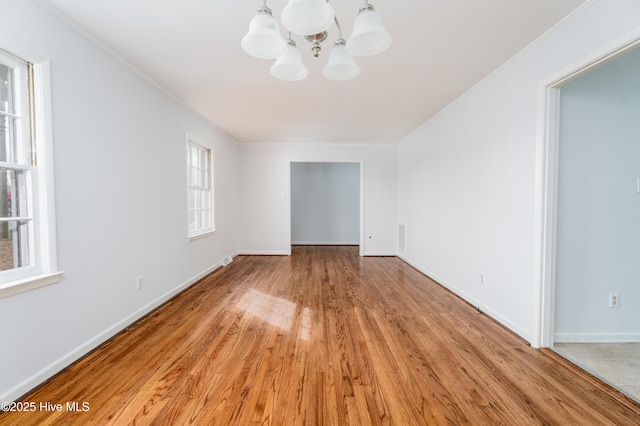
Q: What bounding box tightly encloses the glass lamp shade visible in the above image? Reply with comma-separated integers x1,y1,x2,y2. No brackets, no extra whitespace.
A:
346,6,392,56
322,41,360,80
270,41,309,81
281,0,335,36
241,9,287,59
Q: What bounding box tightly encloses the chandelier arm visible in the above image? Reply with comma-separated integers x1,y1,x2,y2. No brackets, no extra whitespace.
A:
323,0,343,40
334,16,343,40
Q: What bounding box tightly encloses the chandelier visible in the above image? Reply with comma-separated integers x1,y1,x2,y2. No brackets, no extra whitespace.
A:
241,0,392,81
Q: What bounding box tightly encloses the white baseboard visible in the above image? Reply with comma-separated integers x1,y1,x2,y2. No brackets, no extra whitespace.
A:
0,261,223,403
235,250,290,255
397,253,532,344
554,332,640,343
235,249,397,256
362,251,398,256
291,241,360,245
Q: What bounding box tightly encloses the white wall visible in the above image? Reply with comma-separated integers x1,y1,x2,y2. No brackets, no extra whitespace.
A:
291,162,360,245
239,144,396,256
555,47,640,341
397,0,640,343
0,0,238,402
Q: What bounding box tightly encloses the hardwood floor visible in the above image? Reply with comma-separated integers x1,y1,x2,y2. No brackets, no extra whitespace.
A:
2,246,639,425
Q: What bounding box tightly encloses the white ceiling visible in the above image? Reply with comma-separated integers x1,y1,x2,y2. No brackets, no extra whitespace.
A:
39,0,587,144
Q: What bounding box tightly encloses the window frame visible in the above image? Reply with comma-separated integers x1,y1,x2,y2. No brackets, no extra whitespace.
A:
186,133,215,241
0,47,62,299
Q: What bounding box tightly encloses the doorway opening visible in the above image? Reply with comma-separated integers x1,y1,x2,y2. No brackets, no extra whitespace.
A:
536,31,640,402
290,161,363,256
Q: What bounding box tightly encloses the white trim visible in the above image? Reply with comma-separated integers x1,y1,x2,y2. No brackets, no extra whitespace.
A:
399,253,532,343
33,59,59,275
0,110,21,119
0,217,34,222
188,230,216,242
532,83,561,349
286,161,292,256
239,142,397,147
0,262,221,403
359,162,364,257
534,25,640,349
0,271,63,300
0,161,34,171
555,333,640,343
235,250,290,256
291,241,360,245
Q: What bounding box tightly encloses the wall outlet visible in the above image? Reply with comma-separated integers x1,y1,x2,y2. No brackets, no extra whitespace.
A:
609,292,619,308
137,276,143,290
480,273,485,283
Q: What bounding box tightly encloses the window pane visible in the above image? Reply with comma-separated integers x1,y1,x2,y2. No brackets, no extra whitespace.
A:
190,145,198,167
199,190,205,209
195,210,203,230
203,210,211,229
200,210,207,229
0,114,18,163
0,219,30,271
188,210,196,232
200,169,208,189
0,168,29,218
189,165,197,188
187,187,195,210
196,189,204,210
0,62,15,115
0,53,31,166
199,151,208,170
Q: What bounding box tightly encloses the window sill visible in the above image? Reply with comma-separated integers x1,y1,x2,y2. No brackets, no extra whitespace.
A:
188,230,216,242
0,271,64,300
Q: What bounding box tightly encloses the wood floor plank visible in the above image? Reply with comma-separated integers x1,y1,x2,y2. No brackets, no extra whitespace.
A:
2,246,639,425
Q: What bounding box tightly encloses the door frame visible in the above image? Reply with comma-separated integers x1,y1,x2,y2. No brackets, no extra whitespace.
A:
532,27,640,348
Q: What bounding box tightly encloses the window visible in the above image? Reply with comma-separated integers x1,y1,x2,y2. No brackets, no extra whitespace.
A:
187,135,214,239
0,49,61,299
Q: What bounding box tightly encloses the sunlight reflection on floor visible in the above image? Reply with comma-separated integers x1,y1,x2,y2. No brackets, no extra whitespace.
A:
236,289,313,340
237,288,296,331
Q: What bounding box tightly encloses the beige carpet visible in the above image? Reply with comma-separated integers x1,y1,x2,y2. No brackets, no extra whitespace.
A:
554,342,640,403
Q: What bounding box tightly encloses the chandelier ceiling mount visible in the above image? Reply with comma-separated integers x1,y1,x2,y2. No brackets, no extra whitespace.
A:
305,32,328,57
